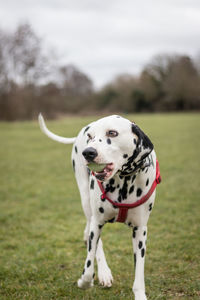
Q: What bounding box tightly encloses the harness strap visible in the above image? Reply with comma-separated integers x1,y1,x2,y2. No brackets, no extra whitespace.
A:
95,160,161,223
116,207,129,223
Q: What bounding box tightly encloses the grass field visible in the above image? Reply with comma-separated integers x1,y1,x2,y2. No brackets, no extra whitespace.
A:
0,113,200,300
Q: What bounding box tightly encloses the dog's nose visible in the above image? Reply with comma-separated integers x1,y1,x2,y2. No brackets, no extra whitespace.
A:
82,147,98,162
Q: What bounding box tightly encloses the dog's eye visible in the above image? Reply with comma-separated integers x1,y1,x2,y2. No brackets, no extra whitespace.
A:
87,133,92,140
106,130,119,137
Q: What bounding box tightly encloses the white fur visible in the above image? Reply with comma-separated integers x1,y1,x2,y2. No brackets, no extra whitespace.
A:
39,114,158,300
38,114,76,144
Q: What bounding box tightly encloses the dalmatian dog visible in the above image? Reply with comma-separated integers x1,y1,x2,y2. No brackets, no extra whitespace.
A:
38,114,161,300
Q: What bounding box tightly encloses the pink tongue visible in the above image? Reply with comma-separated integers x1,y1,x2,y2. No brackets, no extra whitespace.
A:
103,164,113,174
96,164,113,175
105,164,112,171
97,165,109,175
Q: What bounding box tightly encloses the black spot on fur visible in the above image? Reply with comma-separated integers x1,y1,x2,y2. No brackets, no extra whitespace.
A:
75,146,78,153
110,186,116,193
99,207,104,213
143,231,146,236
82,268,85,275
134,253,136,269
90,231,94,240
133,226,138,238
88,231,94,252
84,126,90,134
128,222,132,227
105,180,116,194
138,241,143,249
98,224,103,229
131,175,136,183
117,177,130,201
133,138,137,145
149,203,153,211
123,154,128,159
87,260,91,268
90,179,95,190
118,195,122,202
88,239,92,251
109,178,115,185
141,248,145,258
105,183,109,189
121,184,128,199
72,159,75,172
136,188,142,197
107,138,111,145
129,185,134,194
146,178,149,186
99,139,102,142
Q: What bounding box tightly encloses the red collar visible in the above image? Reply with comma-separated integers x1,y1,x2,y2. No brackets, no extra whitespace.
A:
94,160,161,223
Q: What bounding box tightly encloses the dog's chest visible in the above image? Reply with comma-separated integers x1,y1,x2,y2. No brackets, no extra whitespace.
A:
89,167,154,223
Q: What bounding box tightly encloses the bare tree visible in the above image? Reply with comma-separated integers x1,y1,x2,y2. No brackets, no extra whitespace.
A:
58,64,93,96
8,23,49,85
163,56,200,110
0,29,12,94
0,24,50,120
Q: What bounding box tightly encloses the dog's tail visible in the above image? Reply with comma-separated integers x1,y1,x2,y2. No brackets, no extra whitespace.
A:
38,113,76,144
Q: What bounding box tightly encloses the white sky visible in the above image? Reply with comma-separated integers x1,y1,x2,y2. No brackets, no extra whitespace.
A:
0,0,200,88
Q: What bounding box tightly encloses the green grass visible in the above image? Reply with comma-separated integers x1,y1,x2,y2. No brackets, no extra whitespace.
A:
0,113,200,300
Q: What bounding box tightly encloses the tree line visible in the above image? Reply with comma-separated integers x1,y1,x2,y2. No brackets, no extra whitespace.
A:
0,23,200,121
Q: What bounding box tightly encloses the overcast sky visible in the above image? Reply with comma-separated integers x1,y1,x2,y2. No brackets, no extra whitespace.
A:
0,0,200,88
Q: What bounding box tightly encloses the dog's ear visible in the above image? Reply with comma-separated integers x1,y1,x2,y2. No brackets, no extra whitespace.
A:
132,123,154,161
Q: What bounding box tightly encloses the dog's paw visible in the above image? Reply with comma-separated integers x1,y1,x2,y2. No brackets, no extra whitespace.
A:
77,278,94,289
133,289,147,300
98,267,113,288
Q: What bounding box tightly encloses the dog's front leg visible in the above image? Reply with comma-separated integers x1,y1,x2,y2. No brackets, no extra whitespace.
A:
78,216,101,289
132,226,148,300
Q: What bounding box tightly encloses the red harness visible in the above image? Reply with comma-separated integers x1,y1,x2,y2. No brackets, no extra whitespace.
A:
94,160,161,223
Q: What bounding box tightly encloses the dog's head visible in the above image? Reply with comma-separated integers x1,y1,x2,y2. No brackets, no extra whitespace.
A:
82,115,153,181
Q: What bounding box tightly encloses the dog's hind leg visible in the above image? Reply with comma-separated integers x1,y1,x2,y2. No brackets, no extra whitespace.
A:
72,154,92,243
79,190,92,244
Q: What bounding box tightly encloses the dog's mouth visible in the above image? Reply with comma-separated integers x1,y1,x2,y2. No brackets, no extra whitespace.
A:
87,162,114,181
